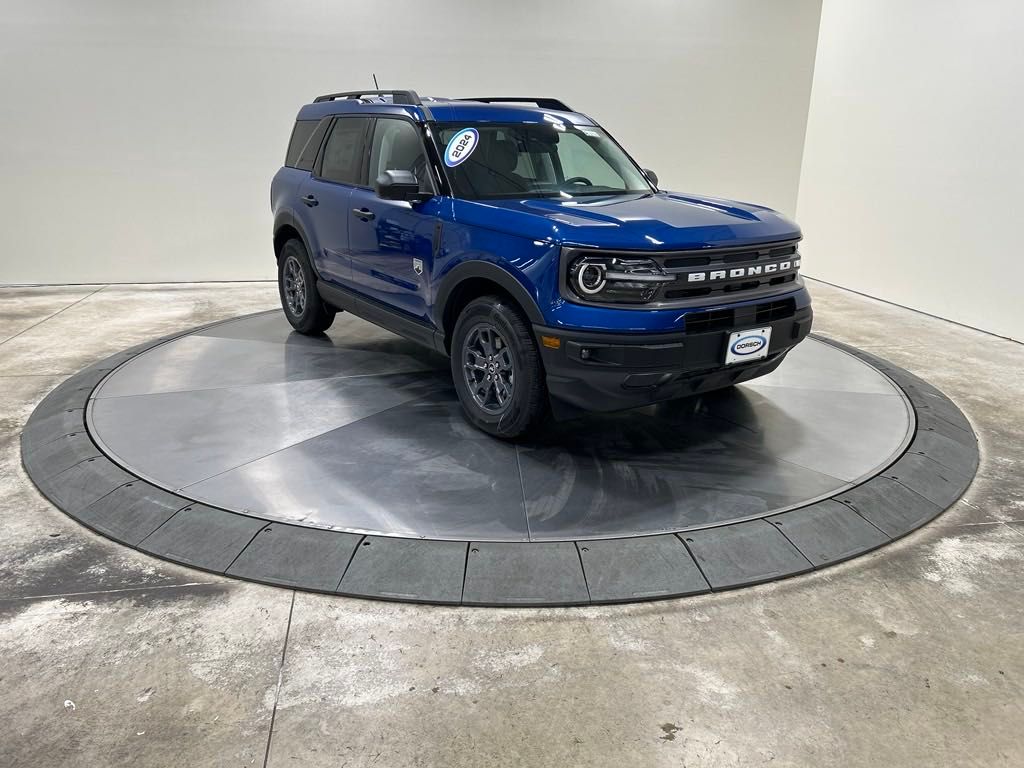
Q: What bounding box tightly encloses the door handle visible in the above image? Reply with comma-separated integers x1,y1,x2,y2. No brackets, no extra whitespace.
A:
352,207,376,221
301,194,318,207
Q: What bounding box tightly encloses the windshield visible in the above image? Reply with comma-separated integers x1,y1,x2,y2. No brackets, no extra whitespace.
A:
433,122,653,200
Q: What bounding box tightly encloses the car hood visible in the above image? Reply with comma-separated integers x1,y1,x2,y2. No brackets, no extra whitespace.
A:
451,191,800,250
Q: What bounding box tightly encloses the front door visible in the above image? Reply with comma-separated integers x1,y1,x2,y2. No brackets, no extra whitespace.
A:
348,117,440,323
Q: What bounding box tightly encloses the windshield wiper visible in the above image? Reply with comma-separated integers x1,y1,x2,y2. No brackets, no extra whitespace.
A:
563,189,640,197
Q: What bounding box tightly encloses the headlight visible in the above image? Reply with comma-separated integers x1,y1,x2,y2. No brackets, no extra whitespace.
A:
566,254,673,304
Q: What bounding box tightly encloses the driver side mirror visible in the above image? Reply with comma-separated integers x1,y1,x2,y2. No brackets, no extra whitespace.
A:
375,170,430,203
642,168,659,187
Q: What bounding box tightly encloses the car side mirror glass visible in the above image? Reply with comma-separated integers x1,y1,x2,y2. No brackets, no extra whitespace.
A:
642,168,659,187
375,170,429,202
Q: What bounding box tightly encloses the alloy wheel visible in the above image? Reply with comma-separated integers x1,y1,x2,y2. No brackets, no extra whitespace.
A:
462,322,515,414
282,255,306,317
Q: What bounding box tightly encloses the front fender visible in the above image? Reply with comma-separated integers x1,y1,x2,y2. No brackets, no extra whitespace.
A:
432,259,547,329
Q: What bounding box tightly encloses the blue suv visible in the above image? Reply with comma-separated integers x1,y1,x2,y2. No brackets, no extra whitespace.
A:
271,91,812,437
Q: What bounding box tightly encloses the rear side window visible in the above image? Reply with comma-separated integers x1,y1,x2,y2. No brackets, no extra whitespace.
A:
285,120,317,168
294,118,331,171
319,117,371,185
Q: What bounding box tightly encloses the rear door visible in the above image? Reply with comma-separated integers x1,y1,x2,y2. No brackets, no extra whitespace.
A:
348,117,442,322
299,116,372,287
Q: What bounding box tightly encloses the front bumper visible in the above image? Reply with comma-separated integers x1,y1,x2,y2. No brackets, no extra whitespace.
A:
535,304,812,416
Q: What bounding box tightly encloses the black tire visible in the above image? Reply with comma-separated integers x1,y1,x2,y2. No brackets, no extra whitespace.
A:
277,238,336,334
450,295,547,439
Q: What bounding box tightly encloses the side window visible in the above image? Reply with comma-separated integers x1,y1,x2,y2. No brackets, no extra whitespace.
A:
368,119,432,193
285,120,317,168
319,118,370,185
294,117,331,171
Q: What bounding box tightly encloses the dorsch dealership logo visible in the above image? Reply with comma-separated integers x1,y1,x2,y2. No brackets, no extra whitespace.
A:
730,334,767,356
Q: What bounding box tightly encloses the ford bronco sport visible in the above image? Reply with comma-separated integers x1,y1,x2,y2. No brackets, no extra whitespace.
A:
271,91,812,438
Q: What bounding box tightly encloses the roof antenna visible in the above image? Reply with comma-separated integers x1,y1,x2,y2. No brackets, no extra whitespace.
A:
372,73,379,89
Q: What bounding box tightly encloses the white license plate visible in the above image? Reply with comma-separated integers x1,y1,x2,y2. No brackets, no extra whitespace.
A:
725,327,772,365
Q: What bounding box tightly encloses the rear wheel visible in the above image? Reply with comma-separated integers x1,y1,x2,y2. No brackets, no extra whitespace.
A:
278,238,335,334
451,295,546,439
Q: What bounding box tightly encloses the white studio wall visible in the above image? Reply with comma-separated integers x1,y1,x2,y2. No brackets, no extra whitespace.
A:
797,0,1024,341
0,0,822,285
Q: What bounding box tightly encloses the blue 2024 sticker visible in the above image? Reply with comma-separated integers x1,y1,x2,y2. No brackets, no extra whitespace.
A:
444,128,479,167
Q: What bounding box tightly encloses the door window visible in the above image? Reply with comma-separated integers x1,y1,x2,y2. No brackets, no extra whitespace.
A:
368,119,433,193
319,118,370,185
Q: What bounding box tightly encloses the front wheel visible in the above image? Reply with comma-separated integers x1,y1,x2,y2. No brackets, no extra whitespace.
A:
450,295,547,439
278,238,336,334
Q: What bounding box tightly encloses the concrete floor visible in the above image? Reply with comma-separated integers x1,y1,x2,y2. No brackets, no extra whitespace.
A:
0,279,1021,767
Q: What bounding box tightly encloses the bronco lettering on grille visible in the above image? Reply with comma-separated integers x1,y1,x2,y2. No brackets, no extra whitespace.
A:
686,259,801,283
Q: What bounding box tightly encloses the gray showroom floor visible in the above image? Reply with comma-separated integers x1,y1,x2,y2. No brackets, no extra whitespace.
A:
1,279,1022,767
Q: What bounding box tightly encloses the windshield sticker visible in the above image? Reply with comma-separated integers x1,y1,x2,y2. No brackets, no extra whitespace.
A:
444,128,479,167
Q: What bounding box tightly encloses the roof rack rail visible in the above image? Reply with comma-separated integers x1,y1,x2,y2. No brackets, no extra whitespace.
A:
457,96,573,111
313,89,423,105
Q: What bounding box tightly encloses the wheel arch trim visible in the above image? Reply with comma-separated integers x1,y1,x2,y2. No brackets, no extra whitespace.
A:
433,261,546,331
273,211,312,259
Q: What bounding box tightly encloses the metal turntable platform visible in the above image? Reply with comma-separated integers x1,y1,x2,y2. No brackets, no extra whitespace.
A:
22,311,978,606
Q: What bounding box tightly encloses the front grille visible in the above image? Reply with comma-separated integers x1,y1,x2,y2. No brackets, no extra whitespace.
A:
664,272,798,300
561,239,804,309
684,298,796,335
657,240,801,302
